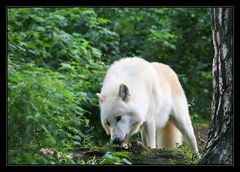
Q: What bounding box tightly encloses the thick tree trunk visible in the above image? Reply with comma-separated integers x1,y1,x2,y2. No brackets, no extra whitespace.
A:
199,8,233,165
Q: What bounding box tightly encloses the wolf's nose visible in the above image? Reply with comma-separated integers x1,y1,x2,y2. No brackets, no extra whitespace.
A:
112,137,121,145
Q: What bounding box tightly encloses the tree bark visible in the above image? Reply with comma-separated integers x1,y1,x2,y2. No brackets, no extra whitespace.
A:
199,8,233,165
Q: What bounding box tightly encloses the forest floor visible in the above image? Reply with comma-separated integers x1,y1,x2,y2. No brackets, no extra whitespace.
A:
39,122,209,165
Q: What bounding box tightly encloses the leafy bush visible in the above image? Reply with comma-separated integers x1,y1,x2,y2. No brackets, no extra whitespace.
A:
8,8,111,164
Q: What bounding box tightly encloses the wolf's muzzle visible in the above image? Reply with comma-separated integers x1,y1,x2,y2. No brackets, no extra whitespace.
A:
112,137,121,145
112,134,128,145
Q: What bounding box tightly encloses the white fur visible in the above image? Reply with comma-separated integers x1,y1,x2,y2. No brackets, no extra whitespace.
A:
97,57,198,154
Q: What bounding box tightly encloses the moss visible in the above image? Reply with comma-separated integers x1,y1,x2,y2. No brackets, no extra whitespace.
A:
129,148,187,165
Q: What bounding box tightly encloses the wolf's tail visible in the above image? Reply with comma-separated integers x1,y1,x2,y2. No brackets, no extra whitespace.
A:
156,120,182,149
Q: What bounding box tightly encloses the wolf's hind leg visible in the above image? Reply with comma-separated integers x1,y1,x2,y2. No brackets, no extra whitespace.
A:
171,115,198,154
171,102,199,154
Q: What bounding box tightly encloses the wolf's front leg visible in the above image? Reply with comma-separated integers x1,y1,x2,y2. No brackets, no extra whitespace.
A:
145,121,156,148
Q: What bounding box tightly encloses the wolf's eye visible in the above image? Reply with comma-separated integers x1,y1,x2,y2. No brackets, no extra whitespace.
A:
106,121,110,126
116,116,121,122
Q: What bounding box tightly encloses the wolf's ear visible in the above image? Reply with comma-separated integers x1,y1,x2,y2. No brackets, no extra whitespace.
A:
118,84,130,101
96,93,106,102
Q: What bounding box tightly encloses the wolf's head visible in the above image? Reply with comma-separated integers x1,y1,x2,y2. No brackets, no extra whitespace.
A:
97,84,144,145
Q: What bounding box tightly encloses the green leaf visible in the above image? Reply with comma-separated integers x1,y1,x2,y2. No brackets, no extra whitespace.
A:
122,158,132,165
33,32,40,38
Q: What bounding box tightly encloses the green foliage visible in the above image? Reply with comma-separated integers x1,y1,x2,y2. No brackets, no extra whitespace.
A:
8,62,95,163
8,8,109,164
100,151,132,165
8,7,212,164
175,141,200,164
8,8,104,69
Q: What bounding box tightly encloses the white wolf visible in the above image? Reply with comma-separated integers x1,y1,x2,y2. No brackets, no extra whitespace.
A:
97,57,198,154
